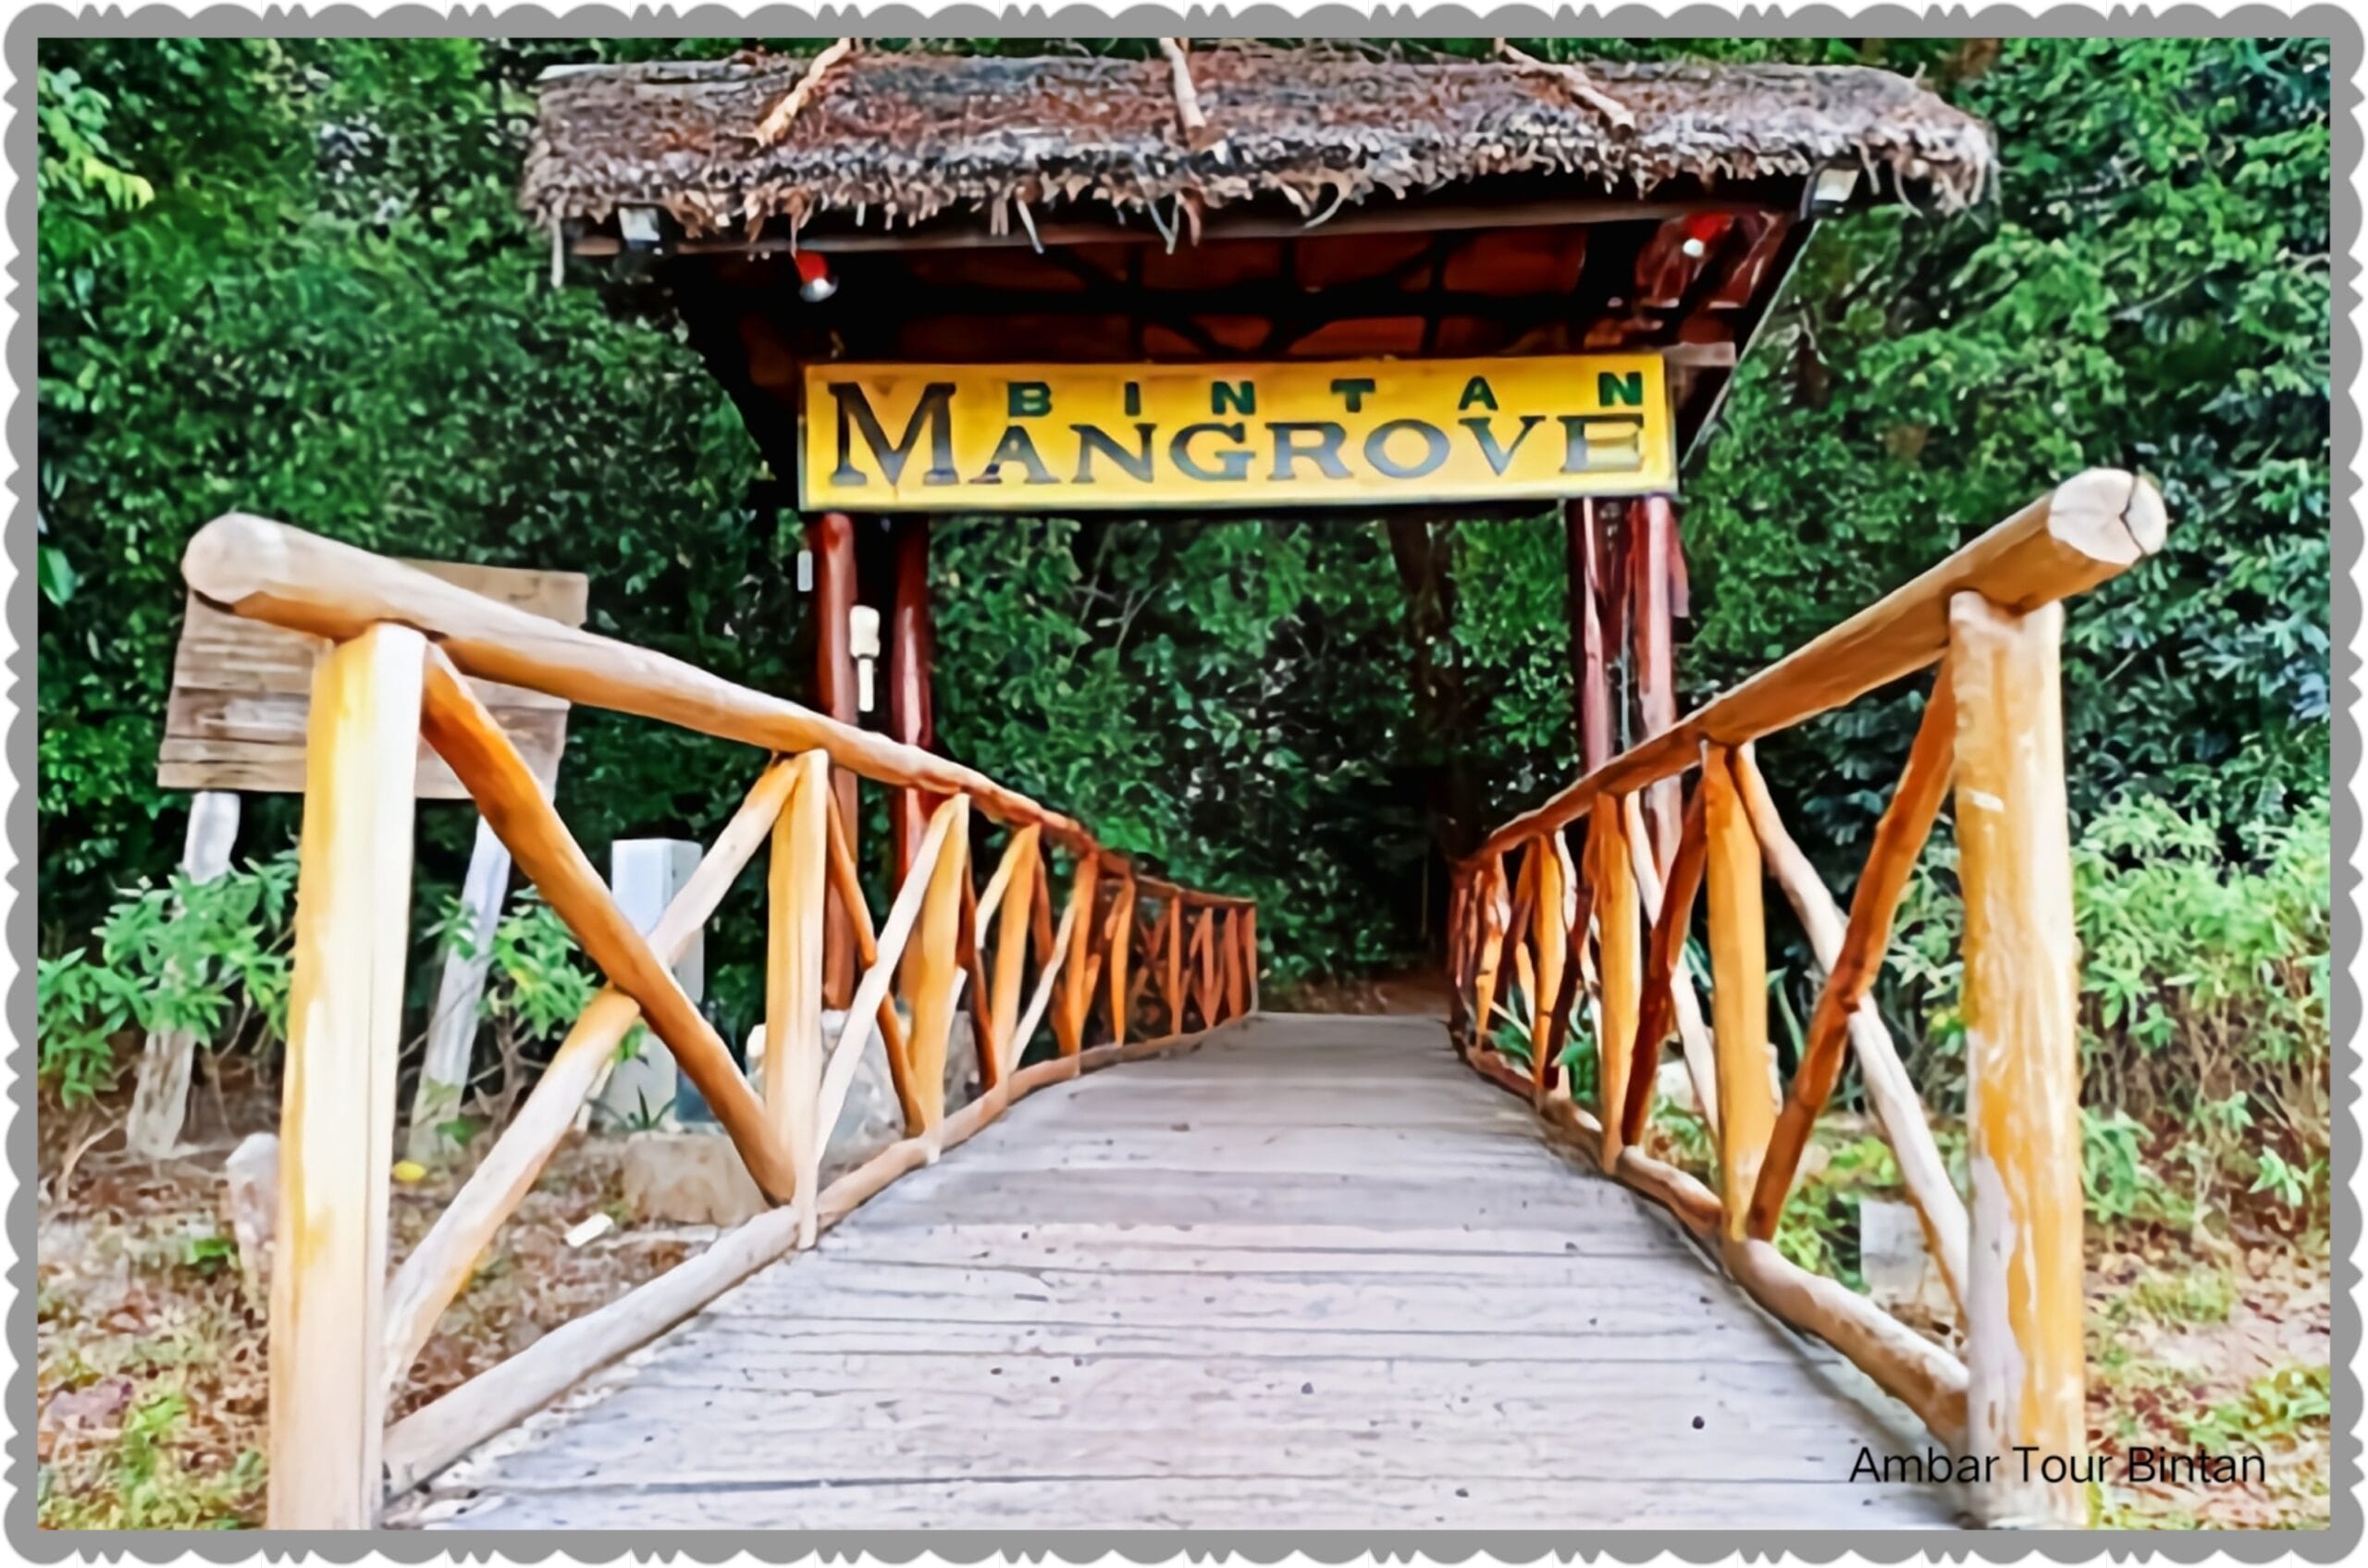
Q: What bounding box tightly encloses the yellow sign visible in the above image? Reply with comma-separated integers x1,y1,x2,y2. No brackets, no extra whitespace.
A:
799,355,1674,511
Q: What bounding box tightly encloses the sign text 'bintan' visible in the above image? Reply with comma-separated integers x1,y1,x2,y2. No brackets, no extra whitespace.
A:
799,355,1675,511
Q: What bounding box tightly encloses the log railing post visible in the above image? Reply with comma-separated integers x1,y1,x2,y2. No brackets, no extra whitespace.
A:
808,510,860,1007
267,623,425,1528
905,796,970,1133
1053,854,1100,1055
1588,804,1640,1169
1105,875,1137,1045
1701,747,1775,1240
766,751,831,1245
1951,593,2087,1528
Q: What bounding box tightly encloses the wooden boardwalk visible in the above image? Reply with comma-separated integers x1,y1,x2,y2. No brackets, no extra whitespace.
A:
413,1014,1956,1530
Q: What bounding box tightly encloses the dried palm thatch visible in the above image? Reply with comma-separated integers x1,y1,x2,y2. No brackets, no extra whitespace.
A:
524,43,1995,241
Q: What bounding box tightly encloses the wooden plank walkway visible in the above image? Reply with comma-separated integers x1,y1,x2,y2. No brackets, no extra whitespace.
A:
412,1014,1957,1530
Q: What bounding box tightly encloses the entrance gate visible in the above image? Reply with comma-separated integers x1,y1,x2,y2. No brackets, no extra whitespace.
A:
195,43,2165,1532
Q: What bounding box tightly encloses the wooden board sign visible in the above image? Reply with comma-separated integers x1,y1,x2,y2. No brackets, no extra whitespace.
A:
159,560,590,798
800,354,1675,512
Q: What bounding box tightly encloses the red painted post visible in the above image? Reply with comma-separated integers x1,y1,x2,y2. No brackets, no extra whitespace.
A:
808,511,858,1007
1564,499,1614,773
1635,495,1682,870
890,516,938,886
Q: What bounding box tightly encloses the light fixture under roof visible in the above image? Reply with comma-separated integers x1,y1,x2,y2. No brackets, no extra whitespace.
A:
795,250,838,303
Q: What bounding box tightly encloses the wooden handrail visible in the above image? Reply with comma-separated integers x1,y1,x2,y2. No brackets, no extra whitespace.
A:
216,524,1263,1526
1472,469,2165,858
1446,469,2167,1529
183,512,1245,910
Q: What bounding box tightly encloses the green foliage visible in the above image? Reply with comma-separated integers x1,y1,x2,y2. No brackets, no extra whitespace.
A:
481,894,599,1043
34,35,2330,1088
1771,1133,1901,1289
2189,1364,2331,1451
933,516,1423,980
34,854,296,1105
1676,38,2329,859
36,37,766,930
1891,791,2330,1218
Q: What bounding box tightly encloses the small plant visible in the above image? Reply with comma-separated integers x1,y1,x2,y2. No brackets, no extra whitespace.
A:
35,854,298,1105
2083,1113,2188,1231
470,893,600,1127
179,1232,239,1279
2250,1149,2321,1212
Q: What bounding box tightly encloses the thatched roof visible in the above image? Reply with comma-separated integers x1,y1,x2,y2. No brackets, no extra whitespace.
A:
524,44,1995,242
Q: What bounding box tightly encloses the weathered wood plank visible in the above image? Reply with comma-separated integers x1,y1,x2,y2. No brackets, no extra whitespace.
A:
424,1012,1953,1531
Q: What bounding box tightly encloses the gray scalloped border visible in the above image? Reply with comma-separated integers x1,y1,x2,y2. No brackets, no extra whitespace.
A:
5,4,2357,1560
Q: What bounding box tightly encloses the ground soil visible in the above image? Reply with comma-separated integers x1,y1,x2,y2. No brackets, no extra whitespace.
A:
35,1066,706,1529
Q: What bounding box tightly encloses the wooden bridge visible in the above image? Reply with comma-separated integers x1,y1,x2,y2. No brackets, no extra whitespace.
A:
179,466,2165,1533
401,1014,1952,1530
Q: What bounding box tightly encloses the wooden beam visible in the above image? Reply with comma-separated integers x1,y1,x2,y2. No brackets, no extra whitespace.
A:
1622,784,1707,1142
821,787,920,1127
901,796,970,1134
808,510,860,1007
988,827,1042,1074
417,649,797,1202
1588,805,1640,1170
1722,1237,1969,1452
569,196,1773,257
765,751,832,1243
1105,875,1138,1044
266,624,423,1528
1732,747,1969,1312
383,759,800,1390
820,796,956,1145
1634,495,1682,869
1951,594,2085,1528
1622,790,1720,1137
182,514,1111,858
890,516,937,883
1746,669,1955,1241
1474,470,2168,858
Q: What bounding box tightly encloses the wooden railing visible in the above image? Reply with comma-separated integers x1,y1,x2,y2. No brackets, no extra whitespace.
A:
181,515,1259,1527
1447,470,2167,1529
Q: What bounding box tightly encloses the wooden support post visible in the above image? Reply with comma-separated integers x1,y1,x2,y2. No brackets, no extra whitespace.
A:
1241,904,1260,1014
1635,495,1683,869
766,752,831,1244
125,789,242,1159
1053,854,1101,1055
597,839,701,1128
1951,594,2086,1528
889,515,937,884
988,827,1042,1076
267,624,423,1528
1746,671,1956,1241
1163,895,1186,1037
1564,500,1615,773
1529,837,1568,1098
1104,875,1137,1045
1702,746,1775,1241
405,815,511,1162
1623,786,1708,1142
808,510,859,1007
904,796,969,1132
1588,803,1641,1168
1470,855,1508,1048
